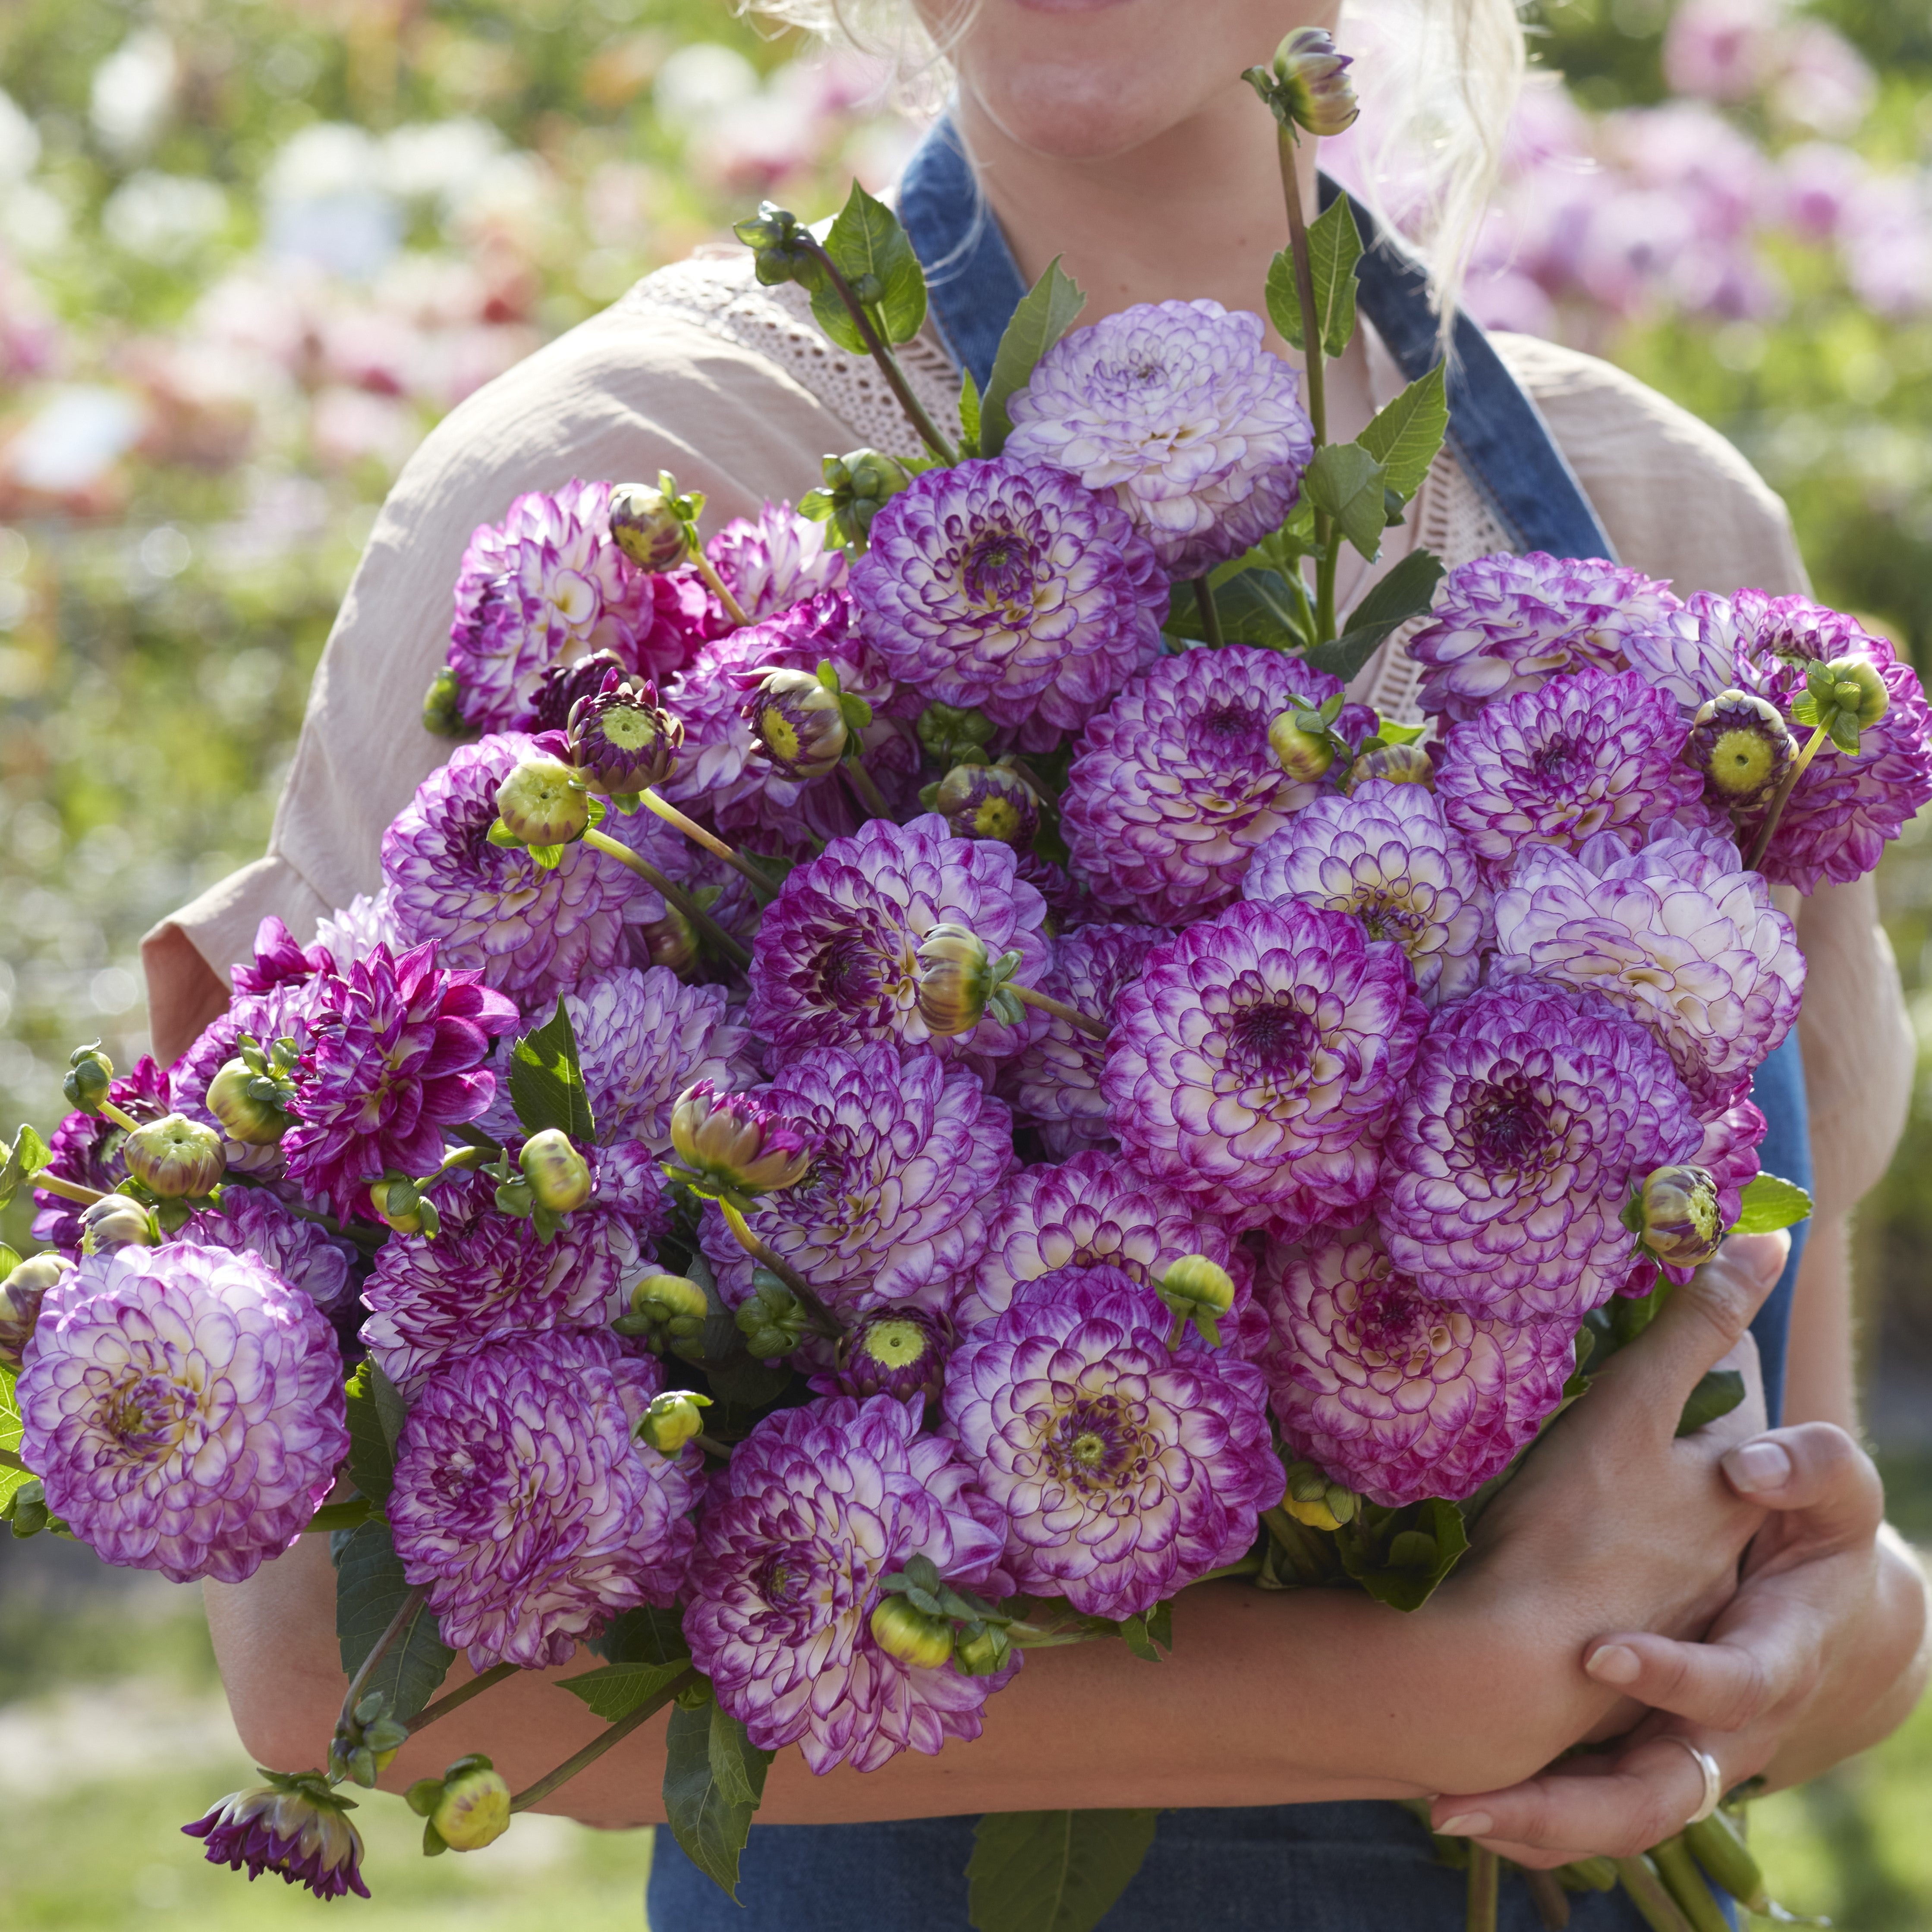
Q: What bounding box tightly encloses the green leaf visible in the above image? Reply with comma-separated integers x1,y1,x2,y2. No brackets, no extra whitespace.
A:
343,1361,397,1507
966,1809,1159,1932
1676,1368,1748,1438
1304,443,1389,561
557,1658,690,1722
509,997,595,1143
0,1125,51,1212
1306,547,1447,680
1335,1497,1471,1613
1165,569,1311,651
814,181,927,350
1731,1173,1812,1235
663,1692,773,1899
1116,1599,1173,1662
1358,363,1449,502
0,1364,27,1515
1262,199,1362,360
980,256,1087,459
959,365,982,459
334,1518,455,1722
587,1604,692,1667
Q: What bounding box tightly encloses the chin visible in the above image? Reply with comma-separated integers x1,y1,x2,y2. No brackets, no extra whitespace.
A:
961,59,1205,162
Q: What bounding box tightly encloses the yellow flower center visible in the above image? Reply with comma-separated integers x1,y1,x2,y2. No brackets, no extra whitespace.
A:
1707,726,1777,796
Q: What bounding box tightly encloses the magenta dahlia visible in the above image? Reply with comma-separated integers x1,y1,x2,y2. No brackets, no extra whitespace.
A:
707,499,848,626
183,1774,368,1900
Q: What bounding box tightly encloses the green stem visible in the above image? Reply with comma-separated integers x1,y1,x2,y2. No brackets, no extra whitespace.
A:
1467,1845,1501,1932
98,1099,146,1137
407,1663,521,1737
1612,1856,1698,1932
26,1172,103,1207
581,828,752,970
508,1669,693,1813
1315,528,1342,649
336,1587,425,1740
1194,574,1226,649
843,752,894,822
1743,722,1831,874
638,789,778,900
802,238,961,466
691,1432,735,1460
1277,125,1328,446
715,1197,844,1339
1522,1868,1572,1929
688,548,750,629
0,1446,27,1473
1007,982,1109,1043
1192,1553,1264,1585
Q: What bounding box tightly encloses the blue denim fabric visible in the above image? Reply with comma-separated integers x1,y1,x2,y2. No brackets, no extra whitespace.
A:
649,119,1796,1929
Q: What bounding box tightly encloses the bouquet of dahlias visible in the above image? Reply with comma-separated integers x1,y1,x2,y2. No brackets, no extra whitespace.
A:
3,32,1923,1932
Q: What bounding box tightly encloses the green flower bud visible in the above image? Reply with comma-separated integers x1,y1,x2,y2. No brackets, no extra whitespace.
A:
429,1755,513,1853
519,1128,592,1213
1157,1253,1237,1348
731,201,822,289
915,701,996,765
806,447,912,549
736,1271,807,1359
63,1044,115,1114
1244,27,1359,138
370,1175,439,1238
1268,708,1338,783
915,923,996,1038
122,1113,226,1199
1281,1459,1357,1530
608,481,692,573
1687,689,1794,809
615,1271,713,1353
636,1388,712,1455
634,906,701,980
330,1691,411,1787
205,1056,292,1145
744,667,849,780
1636,1164,1722,1271
868,1593,956,1670
422,664,469,738
1344,743,1435,792
494,756,589,849
1818,655,1889,738
0,1250,72,1371
953,1622,1014,1677
79,1194,159,1255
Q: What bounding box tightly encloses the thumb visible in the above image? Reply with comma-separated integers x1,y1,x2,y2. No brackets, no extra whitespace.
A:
1723,1422,1885,1569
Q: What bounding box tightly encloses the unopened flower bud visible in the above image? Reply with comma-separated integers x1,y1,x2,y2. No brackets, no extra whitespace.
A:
743,667,849,780
634,907,701,979
63,1044,115,1114
869,1593,956,1670
1246,26,1359,137
427,1755,512,1853
370,1175,438,1237
422,664,469,738
839,1305,951,1405
809,447,912,548
0,1250,71,1371
1345,743,1435,792
953,1622,1014,1677
614,1271,712,1349
1268,709,1338,783
568,673,681,794
1157,1254,1237,1348
916,701,996,765
932,760,1041,848
1281,1459,1358,1530
668,1081,815,1196
1636,1164,1722,1270
636,1388,711,1455
736,1271,807,1359
494,757,589,848
205,1057,291,1145
732,201,821,289
123,1113,226,1199
331,1692,411,1787
519,1128,592,1213
1688,689,1794,809
80,1194,159,1254
1810,654,1889,745
915,923,997,1037
608,481,692,573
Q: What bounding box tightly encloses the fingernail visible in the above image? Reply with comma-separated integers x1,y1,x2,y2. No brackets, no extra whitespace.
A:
1585,1643,1642,1685
1434,1812,1491,1838
1727,1231,1788,1286
1724,1439,1793,1494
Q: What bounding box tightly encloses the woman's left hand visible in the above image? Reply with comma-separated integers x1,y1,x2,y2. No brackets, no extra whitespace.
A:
1429,1422,1931,1867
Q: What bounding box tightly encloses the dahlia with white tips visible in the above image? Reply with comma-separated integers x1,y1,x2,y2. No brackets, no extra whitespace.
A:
177,1190,359,1316
707,499,848,624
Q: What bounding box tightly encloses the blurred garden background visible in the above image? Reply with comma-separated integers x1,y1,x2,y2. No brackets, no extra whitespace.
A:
0,0,1929,1924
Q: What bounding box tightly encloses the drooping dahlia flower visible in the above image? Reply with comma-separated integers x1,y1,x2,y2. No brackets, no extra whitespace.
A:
1103,900,1425,1232
944,1266,1283,1619
31,1053,172,1251
698,1044,1012,1318
1434,667,1710,880
682,1394,1011,1773
281,941,518,1222
383,733,649,1006
178,1189,359,1316
1062,645,1348,925
388,1328,696,1671
1407,551,1697,724
1376,979,1703,1318
1003,300,1314,578
447,478,673,733
850,458,1166,742
1491,828,1804,1114
1243,779,1491,1005
747,814,1051,1060
1255,1229,1577,1507
183,1773,368,1900
18,1245,348,1583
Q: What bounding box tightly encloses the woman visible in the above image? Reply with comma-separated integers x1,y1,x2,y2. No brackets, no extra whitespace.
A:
145,1,1929,1926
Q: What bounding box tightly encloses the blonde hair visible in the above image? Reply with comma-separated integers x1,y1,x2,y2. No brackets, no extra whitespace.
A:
739,0,1526,319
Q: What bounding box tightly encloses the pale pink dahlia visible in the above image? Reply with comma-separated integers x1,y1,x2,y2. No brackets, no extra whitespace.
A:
683,1394,1011,1774
1062,645,1348,925
1102,900,1426,1233
1256,1230,1576,1507
388,1328,696,1671
943,1266,1284,1619
19,1245,348,1583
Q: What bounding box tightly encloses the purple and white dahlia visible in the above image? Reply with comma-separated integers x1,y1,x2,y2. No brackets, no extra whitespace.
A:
178,1189,359,1316
447,479,665,733
747,814,1051,1060
1377,980,1703,1318
282,941,518,1222
32,1054,171,1250
944,1266,1283,1619
1408,551,1696,724
311,891,400,972
383,733,648,1006
683,1394,1010,1774
707,499,848,626
1434,667,1710,880
699,1044,1012,1318
1001,924,1168,1139
1243,779,1491,1005
851,458,1165,741
1062,645,1348,925
183,1774,369,1900
360,1180,651,1392
19,1245,348,1583
1004,300,1314,578
1103,900,1426,1232
388,1328,695,1670
1491,828,1804,1114
1256,1230,1576,1507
